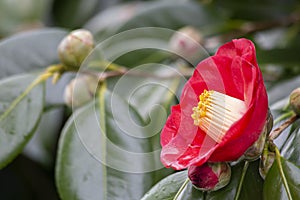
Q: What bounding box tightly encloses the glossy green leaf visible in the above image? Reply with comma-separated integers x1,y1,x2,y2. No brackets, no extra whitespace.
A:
117,1,223,33
0,28,70,105
0,73,45,169
268,76,300,149
23,107,65,168
0,28,67,79
141,170,188,200
107,63,186,182
108,63,182,119
268,75,300,105
142,161,263,200
55,103,103,200
84,2,142,41
263,157,300,200
56,90,164,200
88,0,224,41
281,127,300,166
84,27,175,72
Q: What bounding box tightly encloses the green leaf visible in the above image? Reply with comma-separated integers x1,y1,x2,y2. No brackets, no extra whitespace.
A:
87,0,224,41
56,89,163,200
107,63,186,183
52,0,99,28
91,27,202,70
263,157,300,200
281,127,300,166
118,1,222,31
108,63,181,119
268,76,300,149
23,107,65,168
0,28,67,79
141,170,188,200
0,73,45,169
85,27,175,70
55,103,104,200
124,66,178,193
0,28,70,105
0,29,71,169
142,161,263,200
268,75,300,105
84,2,141,41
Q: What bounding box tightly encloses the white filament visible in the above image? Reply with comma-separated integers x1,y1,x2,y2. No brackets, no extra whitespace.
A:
191,90,247,143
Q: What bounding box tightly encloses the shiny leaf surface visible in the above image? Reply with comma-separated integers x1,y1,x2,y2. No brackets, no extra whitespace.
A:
0,74,44,169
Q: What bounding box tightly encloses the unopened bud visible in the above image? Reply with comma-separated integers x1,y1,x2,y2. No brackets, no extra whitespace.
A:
188,162,231,192
244,129,266,161
58,29,94,68
290,88,300,115
64,75,98,108
169,26,203,63
266,110,273,135
259,150,275,179
244,111,273,161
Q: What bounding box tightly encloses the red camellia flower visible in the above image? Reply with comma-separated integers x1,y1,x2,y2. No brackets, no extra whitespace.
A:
160,38,268,170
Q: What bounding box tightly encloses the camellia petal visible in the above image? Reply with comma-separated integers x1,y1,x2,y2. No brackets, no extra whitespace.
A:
160,38,268,170
216,38,257,67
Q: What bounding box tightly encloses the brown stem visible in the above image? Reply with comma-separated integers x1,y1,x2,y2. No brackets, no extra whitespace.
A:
221,12,300,40
241,12,300,34
269,114,299,140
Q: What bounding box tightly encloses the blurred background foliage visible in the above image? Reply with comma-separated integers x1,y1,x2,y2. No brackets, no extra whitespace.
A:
0,0,300,199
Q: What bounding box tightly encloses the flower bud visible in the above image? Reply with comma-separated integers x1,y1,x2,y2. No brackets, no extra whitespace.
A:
259,151,275,179
243,111,273,161
169,26,203,62
58,29,94,68
290,88,300,115
64,75,98,108
243,129,266,161
188,162,231,192
266,110,273,135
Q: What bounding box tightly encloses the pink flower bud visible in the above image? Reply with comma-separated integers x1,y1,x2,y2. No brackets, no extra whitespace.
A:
169,26,203,62
188,162,231,191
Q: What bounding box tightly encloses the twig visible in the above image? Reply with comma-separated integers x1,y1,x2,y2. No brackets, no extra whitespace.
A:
234,161,249,200
221,12,300,40
240,12,300,35
269,114,298,140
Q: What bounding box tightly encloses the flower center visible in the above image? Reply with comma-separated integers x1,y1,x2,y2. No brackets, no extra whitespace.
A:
191,90,247,143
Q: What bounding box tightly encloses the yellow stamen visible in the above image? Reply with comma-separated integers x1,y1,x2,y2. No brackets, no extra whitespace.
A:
191,90,246,143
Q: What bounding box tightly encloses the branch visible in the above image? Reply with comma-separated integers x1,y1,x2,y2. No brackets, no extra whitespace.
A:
269,114,298,140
